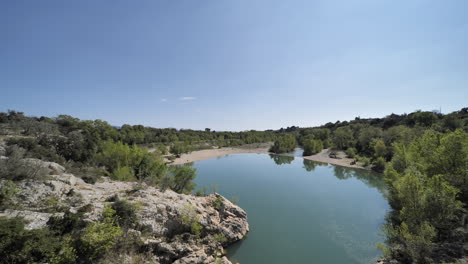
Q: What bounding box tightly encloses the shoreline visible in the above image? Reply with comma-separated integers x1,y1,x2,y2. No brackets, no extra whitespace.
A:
169,145,368,170
168,143,272,165
303,148,369,170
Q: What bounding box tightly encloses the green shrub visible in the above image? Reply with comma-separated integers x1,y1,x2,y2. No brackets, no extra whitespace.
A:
270,134,296,154
372,157,386,172
112,166,135,181
171,166,197,194
0,217,74,264
345,147,356,158
0,146,48,181
79,207,123,261
180,204,203,237
303,139,323,156
111,199,138,229
191,222,202,237
0,180,18,210
360,157,371,167
213,233,227,244
212,196,224,210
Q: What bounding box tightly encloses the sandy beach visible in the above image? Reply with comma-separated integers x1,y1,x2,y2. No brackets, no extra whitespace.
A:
303,148,367,170
168,143,272,165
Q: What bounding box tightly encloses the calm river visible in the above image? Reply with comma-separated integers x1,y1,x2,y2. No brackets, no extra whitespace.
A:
193,151,389,264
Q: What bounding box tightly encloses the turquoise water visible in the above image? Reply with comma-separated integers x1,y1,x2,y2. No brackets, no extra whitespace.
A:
193,152,389,264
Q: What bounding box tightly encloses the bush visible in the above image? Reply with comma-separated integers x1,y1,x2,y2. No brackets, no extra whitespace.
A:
269,134,296,154
112,166,135,181
213,233,227,244
111,199,138,229
372,157,386,172
345,147,356,158
171,166,197,194
0,180,18,210
96,141,166,184
0,217,75,264
0,146,48,181
212,196,224,210
180,205,203,237
360,157,371,167
79,207,122,261
303,139,323,156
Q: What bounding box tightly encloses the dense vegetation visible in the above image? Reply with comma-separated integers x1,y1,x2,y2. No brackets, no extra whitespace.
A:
269,134,296,153
1,108,467,263
0,200,153,264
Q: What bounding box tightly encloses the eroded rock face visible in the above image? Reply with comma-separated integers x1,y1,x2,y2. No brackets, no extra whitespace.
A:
0,160,249,264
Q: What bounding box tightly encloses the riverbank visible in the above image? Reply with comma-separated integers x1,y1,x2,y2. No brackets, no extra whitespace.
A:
170,144,368,170
303,148,368,170
168,143,272,165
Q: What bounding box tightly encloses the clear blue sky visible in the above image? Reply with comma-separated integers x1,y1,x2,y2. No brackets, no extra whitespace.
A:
1,0,467,131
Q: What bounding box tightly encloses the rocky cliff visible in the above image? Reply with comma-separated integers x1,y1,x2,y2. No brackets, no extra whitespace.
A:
0,159,249,264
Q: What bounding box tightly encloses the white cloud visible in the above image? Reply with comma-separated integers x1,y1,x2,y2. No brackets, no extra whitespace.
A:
179,97,196,101
161,98,168,102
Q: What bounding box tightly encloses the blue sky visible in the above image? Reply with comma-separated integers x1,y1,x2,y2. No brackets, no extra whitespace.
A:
1,0,467,131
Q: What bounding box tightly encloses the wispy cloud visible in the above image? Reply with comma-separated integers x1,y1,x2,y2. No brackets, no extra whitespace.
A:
161,98,168,102
179,97,196,101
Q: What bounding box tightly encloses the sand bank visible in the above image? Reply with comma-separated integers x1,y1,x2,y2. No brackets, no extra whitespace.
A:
169,144,271,165
303,148,368,170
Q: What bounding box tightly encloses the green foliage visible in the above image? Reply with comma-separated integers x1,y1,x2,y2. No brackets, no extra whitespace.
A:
180,204,203,237
0,146,48,181
172,167,197,194
332,126,355,150
269,134,296,154
111,199,138,229
213,233,227,244
96,141,166,183
212,196,224,210
113,166,135,181
79,207,123,260
345,147,356,158
411,111,438,127
156,144,168,155
360,157,371,167
372,138,387,158
0,180,17,210
191,222,203,237
358,126,382,154
372,157,386,172
0,217,75,264
170,142,191,157
398,222,436,264
302,139,323,156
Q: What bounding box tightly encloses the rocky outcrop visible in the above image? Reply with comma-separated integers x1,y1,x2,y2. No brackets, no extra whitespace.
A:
0,160,249,264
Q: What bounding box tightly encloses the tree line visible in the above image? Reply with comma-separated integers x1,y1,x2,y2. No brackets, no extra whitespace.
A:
1,108,467,263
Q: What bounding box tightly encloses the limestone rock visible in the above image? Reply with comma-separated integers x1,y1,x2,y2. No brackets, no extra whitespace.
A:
1,169,249,264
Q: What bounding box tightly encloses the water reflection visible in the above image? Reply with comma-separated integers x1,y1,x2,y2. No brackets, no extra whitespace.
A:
270,156,386,194
269,154,295,165
303,159,319,172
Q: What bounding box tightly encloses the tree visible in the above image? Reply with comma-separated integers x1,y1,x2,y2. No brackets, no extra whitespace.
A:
372,138,387,158
372,157,386,172
269,134,296,154
303,139,323,156
171,167,197,194
332,126,354,150
358,126,382,154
